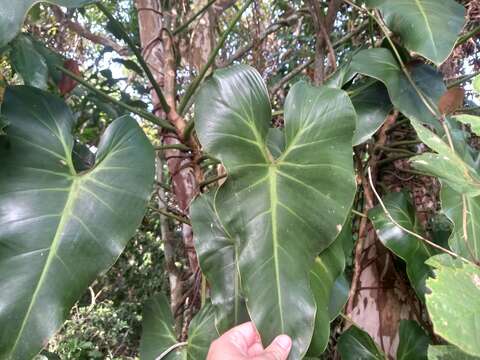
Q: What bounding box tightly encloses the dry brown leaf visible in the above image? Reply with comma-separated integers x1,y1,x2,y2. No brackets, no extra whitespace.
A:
438,86,465,115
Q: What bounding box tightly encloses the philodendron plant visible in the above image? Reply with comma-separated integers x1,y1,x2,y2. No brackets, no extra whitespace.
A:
1,0,480,359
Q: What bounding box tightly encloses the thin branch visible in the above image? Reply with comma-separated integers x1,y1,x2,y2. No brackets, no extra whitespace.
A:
269,20,368,94
173,0,218,35
447,70,480,88
199,173,227,189
153,208,191,226
456,24,480,46
270,59,314,94
219,13,300,67
367,167,469,262
56,66,176,131
52,6,128,56
96,3,171,115
178,0,254,115
156,144,191,151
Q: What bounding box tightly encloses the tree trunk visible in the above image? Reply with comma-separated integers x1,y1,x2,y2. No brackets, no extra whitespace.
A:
136,0,200,300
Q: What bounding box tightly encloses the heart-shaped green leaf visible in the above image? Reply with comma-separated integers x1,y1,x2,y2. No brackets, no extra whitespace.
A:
0,0,97,48
426,255,480,357
350,48,446,134
368,191,437,299
195,65,357,359
364,0,465,65
0,86,154,359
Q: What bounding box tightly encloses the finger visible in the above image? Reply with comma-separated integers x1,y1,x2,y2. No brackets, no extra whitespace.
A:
224,322,261,350
247,342,264,356
261,335,292,360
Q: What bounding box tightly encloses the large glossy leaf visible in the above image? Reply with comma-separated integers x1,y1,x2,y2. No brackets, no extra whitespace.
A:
397,320,430,360
195,65,357,359
337,325,385,360
0,0,97,48
0,86,154,359
350,81,392,145
351,48,446,133
10,34,48,90
140,293,218,360
308,218,352,356
190,191,248,335
364,0,465,65
441,186,480,262
425,255,480,357
407,119,480,262
410,121,480,197
140,293,186,360
368,192,436,298
428,346,480,360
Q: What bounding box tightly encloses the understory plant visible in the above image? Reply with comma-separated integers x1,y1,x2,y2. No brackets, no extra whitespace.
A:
0,0,479,359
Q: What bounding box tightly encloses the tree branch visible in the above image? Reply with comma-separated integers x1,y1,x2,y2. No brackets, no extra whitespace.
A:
52,6,129,56
218,13,301,67
178,0,254,115
56,66,176,131
97,3,171,115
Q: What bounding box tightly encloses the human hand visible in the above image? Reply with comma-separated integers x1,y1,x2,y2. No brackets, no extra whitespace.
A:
207,322,292,360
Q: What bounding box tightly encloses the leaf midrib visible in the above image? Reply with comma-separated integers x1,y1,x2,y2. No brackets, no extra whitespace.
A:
8,176,79,356
411,0,438,60
268,165,284,331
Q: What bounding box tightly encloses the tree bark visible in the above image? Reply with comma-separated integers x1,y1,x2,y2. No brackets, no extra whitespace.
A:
347,114,421,358
136,0,200,290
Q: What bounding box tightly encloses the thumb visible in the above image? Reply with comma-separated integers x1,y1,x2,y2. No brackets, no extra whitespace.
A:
261,335,292,360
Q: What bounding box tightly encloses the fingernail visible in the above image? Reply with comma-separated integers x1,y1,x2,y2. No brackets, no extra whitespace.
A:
276,335,292,350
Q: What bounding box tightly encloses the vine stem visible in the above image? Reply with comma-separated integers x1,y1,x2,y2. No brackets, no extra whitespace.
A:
367,167,470,263
178,0,254,115
153,208,191,226
155,342,188,360
96,3,171,115
56,66,175,131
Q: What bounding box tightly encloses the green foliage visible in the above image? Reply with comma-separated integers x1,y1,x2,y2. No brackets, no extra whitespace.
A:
190,191,249,335
0,86,154,359
308,219,352,356
1,0,479,359
140,293,218,360
337,325,385,360
397,320,430,360
194,64,357,359
48,301,139,360
46,209,167,359
426,255,480,357
10,34,48,89
428,346,480,360
369,191,436,298
0,0,97,48
364,0,465,65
